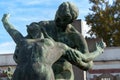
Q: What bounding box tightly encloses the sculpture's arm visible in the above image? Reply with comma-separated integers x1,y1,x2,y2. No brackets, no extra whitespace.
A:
73,32,89,53
41,27,54,41
66,26,89,53
63,49,93,70
63,40,106,70
1,14,24,44
81,40,106,62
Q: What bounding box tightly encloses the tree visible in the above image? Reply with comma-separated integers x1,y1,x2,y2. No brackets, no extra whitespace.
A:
85,0,120,46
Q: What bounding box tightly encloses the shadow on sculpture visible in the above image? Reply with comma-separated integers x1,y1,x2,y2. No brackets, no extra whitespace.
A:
1,1,106,80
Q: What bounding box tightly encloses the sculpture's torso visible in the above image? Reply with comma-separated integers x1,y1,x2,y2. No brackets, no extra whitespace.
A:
38,21,76,80
13,20,88,80
13,38,65,80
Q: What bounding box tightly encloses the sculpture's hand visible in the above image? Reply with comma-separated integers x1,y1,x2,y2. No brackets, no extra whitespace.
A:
99,39,106,49
2,13,10,22
96,40,106,54
65,49,94,70
1,13,24,44
98,39,106,49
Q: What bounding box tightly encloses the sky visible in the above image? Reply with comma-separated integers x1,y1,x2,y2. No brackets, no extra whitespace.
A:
0,0,113,54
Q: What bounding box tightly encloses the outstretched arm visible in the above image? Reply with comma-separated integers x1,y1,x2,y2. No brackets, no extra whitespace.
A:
1,14,24,44
62,40,106,70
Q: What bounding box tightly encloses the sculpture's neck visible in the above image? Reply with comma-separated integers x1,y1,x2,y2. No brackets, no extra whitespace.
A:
56,24,70,33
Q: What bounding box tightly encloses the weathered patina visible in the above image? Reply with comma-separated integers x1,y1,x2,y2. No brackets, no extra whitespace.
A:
1,1,106,80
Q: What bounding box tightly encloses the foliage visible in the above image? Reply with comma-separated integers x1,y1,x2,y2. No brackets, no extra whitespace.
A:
85,0,120,46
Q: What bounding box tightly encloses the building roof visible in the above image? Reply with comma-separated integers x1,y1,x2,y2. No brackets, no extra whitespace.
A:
0,54,16,66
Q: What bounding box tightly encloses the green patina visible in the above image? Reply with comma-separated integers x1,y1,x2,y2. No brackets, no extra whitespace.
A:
1,2,106,80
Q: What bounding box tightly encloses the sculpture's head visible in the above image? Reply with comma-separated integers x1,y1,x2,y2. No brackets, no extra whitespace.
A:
27,22,42,39
55,2,79,28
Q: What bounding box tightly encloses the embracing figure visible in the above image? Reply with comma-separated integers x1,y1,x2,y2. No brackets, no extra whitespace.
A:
2,13,105,80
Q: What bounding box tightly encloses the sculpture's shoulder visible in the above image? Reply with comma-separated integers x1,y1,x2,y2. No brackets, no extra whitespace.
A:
66,24,79,34
38,20,55,28
38,20,57,40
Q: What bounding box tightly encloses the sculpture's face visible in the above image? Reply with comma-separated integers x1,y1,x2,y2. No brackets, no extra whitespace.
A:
55,2,79,29
27,23,42,39
55,14,72,27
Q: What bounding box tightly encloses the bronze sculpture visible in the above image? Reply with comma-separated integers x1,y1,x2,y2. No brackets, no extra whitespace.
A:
2,13,105,80
1,2,106,80
26,2,105,79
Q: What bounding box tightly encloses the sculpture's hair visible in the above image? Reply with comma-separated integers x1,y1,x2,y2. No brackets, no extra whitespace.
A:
55,1,79,21
26,22,40,33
